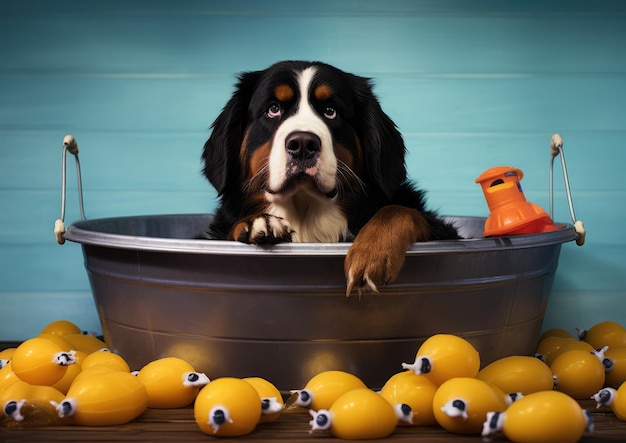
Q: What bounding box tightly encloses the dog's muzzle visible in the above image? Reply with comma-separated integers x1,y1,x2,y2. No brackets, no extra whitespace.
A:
270,130,337,199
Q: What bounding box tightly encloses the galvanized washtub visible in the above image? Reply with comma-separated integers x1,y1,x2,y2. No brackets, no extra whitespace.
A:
63,213,578,391
56,133,584,391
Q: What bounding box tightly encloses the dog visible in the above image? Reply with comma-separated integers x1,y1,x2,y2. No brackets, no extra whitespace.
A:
201,61,459,295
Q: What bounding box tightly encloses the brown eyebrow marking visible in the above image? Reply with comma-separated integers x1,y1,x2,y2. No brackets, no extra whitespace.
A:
314,84,333,101
274,84,294,102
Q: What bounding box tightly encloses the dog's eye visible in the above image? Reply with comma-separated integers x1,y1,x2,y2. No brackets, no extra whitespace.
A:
323,106,337,120
267,103,282,119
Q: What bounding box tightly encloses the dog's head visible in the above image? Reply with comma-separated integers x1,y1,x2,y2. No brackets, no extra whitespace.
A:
202,61,408,228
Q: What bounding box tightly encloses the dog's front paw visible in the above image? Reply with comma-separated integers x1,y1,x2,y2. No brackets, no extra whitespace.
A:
232,214,294,245
344,240,405,297
343,206,431,296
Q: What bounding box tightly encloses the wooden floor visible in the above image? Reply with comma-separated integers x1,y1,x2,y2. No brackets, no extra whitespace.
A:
0,399,625,442
1,340,626,442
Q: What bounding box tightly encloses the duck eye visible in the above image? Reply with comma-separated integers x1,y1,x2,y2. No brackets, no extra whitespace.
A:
267,103,282,119
323,106,337,120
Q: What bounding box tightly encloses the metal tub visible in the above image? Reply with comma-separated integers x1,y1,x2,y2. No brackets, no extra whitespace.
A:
63,214,578,391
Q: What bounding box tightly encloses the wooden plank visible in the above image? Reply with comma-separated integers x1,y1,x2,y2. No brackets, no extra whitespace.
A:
0,132,210,191
375,75,626,134
1,2,625,76
0,294,99,341
1,74,624,140
0,243,89,291
545,290,626,333
4,0,625,17
0,76,230,134
0,190,213,245
4,130,620,193
402,132,612,193
555,243,626,290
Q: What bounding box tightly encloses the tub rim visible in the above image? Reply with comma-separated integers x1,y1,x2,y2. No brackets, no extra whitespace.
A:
63,213,579,257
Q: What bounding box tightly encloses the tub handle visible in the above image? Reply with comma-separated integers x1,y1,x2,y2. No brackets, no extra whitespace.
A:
549,134,585,246
51,133,585,246
54,135,86,245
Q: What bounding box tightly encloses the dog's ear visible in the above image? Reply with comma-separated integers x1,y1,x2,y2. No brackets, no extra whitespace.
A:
352,76,408,201
202,70,262,195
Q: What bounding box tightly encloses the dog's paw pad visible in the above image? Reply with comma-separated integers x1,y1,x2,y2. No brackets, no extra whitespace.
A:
236,214,294,244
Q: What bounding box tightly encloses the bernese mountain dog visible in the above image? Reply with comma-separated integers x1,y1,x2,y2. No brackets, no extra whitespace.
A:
202,60,459,295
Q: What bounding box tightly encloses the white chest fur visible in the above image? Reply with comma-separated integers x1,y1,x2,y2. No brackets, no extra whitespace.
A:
267,195,348,243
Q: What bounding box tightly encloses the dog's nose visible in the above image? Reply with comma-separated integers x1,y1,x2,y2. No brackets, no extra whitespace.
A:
285,131,321,160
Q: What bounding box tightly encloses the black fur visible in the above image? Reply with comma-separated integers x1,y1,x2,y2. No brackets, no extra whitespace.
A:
201,61,458,242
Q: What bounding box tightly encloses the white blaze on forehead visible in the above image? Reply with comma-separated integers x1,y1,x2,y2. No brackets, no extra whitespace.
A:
264,66,347,243
267,66,337,194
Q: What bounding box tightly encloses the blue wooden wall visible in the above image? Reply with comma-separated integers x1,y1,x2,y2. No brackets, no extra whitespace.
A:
1,0,625,340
